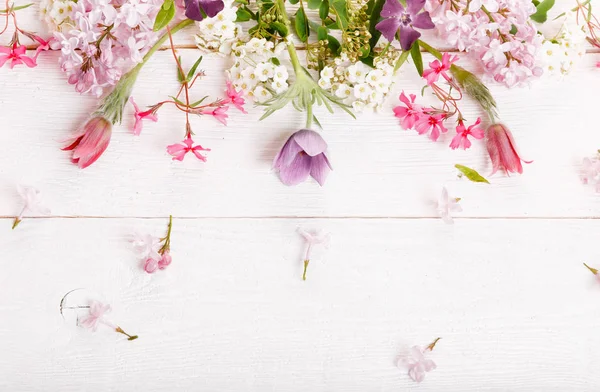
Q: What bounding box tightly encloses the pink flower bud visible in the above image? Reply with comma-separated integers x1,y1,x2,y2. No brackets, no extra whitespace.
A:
158,252,172,270
485,123,530,175
62,116,112,169
144,258,158,274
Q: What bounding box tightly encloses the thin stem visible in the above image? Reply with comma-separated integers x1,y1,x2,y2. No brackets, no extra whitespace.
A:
302,259,309,281
274,0,303,74
116,326,139,341
306,102,313,128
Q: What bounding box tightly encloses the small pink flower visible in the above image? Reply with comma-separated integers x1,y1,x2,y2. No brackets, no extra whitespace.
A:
581,157,600,191
422,52,458,85
144,258,159,273
415,112,448,141
202,106,229,125
33,35,52,58
393,92,422,130
167,136,211,161
449,118,484,150
486,123,531,175
63,116,112,169
130,97,158,136
0,43,37,69
224,81,247,113
398,346,437,383
79,301,114,331
437,187,462,224
158,251,172,269
298,227,330,280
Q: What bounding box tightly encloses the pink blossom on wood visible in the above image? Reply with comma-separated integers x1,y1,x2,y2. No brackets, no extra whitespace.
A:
398,346,437,383
437,187,462,224
79,301,115,331
415,112,448,141
422,52,458,86
202,106,229,125
224,81,247,113
167,137,211,162
393,92,422,130
130,97,158,136
0,43,37,69
450,118,484,150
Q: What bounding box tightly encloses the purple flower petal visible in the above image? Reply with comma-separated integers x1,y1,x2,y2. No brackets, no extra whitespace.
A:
201,0,225,18
292,129,328,157
278,152,312,186
380,0,405,18
376,18,401,43
273,137,303,169
399,25,421,51
411,12,435,29
406,0,426,15
184,0,224,21
310,154,332,186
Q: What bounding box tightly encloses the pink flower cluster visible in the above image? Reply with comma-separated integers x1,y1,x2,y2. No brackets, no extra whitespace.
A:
427,0,543,87
52,0,164,97
394,91,483,149
581,155,600,192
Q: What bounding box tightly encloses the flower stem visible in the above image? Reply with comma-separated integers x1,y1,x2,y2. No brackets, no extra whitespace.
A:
274,0,304,75
584,263,598,275
426,337,441,351
116,326,138,341
12,218,21,229
302,259,309,280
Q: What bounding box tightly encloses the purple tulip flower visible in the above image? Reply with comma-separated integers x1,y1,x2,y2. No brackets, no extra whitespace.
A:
273,129,332,186
184,0,225,21
375,0,435,51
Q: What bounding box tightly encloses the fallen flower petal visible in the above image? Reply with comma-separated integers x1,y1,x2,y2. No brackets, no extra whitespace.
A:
79,301,113,331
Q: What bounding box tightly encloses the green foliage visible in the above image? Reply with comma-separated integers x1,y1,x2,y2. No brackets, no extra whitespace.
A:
410,43,423,76
153,0,175,31
294,7,310,41
530,0,555,23
455,164,490,184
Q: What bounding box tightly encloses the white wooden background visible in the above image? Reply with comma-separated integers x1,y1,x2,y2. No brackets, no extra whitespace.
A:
2,2,600,390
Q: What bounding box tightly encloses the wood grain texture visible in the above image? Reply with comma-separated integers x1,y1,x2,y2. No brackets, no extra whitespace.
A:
1,218,599,391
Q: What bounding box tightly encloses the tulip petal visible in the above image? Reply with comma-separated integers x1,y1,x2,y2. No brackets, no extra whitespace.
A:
277,153,312,186
310,154,332,186
273,137,303,169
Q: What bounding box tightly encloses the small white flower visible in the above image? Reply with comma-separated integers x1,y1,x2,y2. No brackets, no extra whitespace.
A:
353,83,372,100
241,66,259,86
320,66,334,79
254,62,274,82
351,100,366,112
346,62,368,83
49,2,70,23
335,83,352,99
271,80,289,94
246,37,266,53
253,85,271,103
318,78,332,89
272,65,289,82
365,69,384,87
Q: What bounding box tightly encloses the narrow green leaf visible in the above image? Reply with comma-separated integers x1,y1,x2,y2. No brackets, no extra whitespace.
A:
187,56,203,82
0,2,33,12
530,0,555,23
176,56,185,83
319,0,329,20
331,0,348,29
271,21,289,37
236,7,253,21
410,43,423,76
455,164,490,184
190,96,209,107
153,0,175,31
170,96,186,106
308,0,321,9
367,0,385,56
294,7,309,42
317,26,328,41
393,50,410,72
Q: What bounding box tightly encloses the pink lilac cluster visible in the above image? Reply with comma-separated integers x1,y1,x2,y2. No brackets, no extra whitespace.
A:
581,155,600,192
51,0,164,97
426,0,543,87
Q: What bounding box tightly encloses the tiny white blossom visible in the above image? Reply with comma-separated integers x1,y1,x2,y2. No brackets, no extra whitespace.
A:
335,83,352,98
272,65,289,82
253,85,271,103
320,66,334,79
353,83,372,100
318,78,332,89
254,62,274,82
271,80,289,94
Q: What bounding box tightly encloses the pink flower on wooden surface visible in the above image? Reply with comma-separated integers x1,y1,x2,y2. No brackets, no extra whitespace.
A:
437,187,462,224
79,301,114,331
393,92,422,130
202,106,229,125
398,339,440,383
298,228,330,281
130,97,158,136
415,112,448,141
13,185,51,229
486,123,531,175
422,52,458,86
62,116,112,169
167,137,211,161
581,157,600,192
450,118,484,150
0,43,37,69
224,81,247,113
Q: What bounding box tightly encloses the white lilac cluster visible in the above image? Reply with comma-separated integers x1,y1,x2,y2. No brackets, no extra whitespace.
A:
226,37,289,103
317,52,395,113
194,0,240,54
538,12,587,77
49,0,163,97
427,0,543,88
40,0,77,31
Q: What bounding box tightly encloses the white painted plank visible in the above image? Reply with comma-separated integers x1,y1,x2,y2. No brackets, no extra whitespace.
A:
0,217,599,391
1,50,600,218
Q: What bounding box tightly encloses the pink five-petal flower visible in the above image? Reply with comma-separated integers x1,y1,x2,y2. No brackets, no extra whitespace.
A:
0,43,37,69
422,52,459,85
415,112,448,141
202,106,229,125
398,346,437,383
167,137,211,162
449,118,485,150
129,97,158,136
486,123,531,175
393,92,422,130
79,301,115,331
63,116,112,169
225,81,247,113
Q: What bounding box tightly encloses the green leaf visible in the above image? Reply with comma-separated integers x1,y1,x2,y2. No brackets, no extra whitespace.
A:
187,56,203,82
317,26,328,41
294,7,309,42
176,56,185,83
308,0,322,9
331,0,348,29
289,0,299,5
455,164,490,184
271,21,289,37
270,57,281,66
170,96,186,106
0,2,33,12
153,0,175,31
327,35,341,54
410,43,423,76
190,96,209,107
367,0,385,56
236,7,253,21
319,0,329,20
393,50,410,72
509,24,518,34
530,0,555,23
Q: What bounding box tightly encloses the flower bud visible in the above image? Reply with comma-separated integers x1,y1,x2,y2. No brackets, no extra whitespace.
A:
452,65,498,121
62,116,112,169
486,123,530,175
